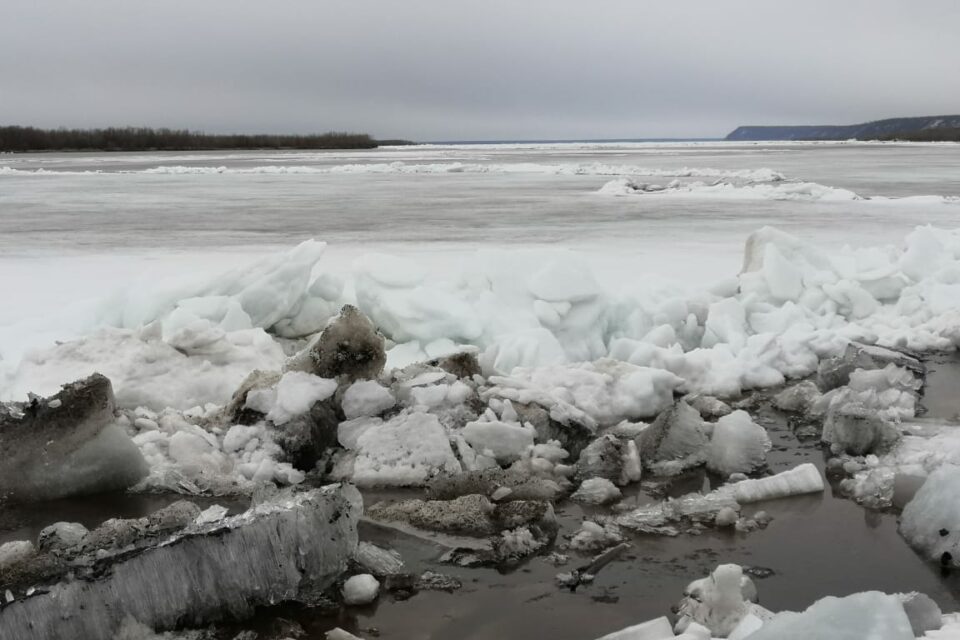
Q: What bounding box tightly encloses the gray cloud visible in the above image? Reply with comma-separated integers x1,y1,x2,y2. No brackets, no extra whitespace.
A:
2,0,958,140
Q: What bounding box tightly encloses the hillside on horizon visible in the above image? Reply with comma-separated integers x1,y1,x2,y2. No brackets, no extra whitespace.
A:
726,115,960,141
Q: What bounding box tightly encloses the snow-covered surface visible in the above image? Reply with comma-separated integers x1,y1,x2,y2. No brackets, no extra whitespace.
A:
248,371,337,425
133,408,305,493
341,574,380,606
599,177,960,205
722,463,824,504
14,220,960,415
747,591,915,639
5,143,960,398
706,410,771,477
600,562,957,639
3,141,960,638
343,411,462,487
342,380,396,419
900,465,960,566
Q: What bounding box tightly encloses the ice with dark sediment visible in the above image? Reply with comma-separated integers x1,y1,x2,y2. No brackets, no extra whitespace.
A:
0,485,361,640
614,463,824,535
0,373,147,502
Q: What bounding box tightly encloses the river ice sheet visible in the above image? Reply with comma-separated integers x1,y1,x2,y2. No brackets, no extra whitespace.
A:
1,140,959,372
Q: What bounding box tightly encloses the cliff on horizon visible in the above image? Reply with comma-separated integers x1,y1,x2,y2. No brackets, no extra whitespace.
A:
725,115,960,141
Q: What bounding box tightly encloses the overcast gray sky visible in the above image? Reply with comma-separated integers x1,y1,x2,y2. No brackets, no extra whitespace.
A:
3,0,958,141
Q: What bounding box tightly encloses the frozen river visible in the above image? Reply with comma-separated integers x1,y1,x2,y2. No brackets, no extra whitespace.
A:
1,140,958,339
3,141,960,638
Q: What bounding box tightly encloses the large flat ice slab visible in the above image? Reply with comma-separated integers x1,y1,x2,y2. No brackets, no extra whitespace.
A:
747,591,914,640
0,484,360,640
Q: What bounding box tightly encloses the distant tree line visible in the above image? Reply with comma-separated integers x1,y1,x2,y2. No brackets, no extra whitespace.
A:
0,126,408,152
876,127,960,142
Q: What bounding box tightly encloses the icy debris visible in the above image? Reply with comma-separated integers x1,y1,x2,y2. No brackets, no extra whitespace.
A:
844,419,960,508
706,410,771,477
342,574,380,606
615,464,821,536
37,522,89,554
817,344,885,391
0,541,35,575
167,240,331,336
638,400,710,474
684,393,732,418
571,477,622,505
615,580,946,640
148,501,203,532
0,486,360,639
722,463,824,503
900,465,960,568
353,252,483,351
347,410,461,487
5,325,286,411
194,505,228,526
354,542,405,577
113,617,207,640
366,494,556,540
773,380,821,413
509,439,574,483
569,521,625,551
675,564,757,637
493,526,545,561
899,592,943,637
577,434,636,485
715,506,739,528
79,516,152,553
513,400,595,458
132,407,304,494
415,570,462,591
822,405,899,456
462,419,536,464
342,380,396,419
816,342,923,393
426,468,565,502
286,304,386,381
222,368,282,423
594,616,674,640
815,363,921,422
747,591,915,639
615,491,740,536
428,350,482,379
252,372,341,470
327,629,364,640
250,370,337,426
486,359,682,428
604,177,862,202
0,374,148,502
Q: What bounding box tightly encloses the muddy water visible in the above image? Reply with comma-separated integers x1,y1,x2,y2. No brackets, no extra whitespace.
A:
0,493,250,546
2,356,959,639
320,407,960,639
